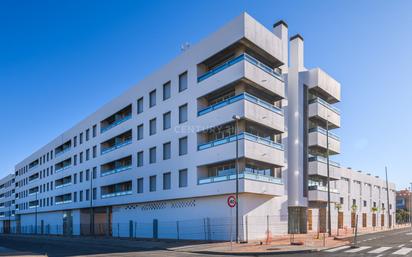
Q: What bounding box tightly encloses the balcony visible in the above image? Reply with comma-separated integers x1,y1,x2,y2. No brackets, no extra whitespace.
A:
304,68,341,103
101,155,132,177
308,98,340,128
101,105,132,133
55,176,72,189
197,132,284,167
101,130,132,155
308,127,340,155
197,92,284,132
308,156,341,180
55,193,72,205
198,170,282,185
28,173,39,183
308,185,340,203
28,160,39,171
55,158,72,173
197,53,285,99
101,181,132,199
28,186,39,196
55,140,72,158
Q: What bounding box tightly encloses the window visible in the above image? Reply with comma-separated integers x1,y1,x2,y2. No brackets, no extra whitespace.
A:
92,167,97,179
92,188,97,200
86,149,90,161
179,71,188,92
92,146,97,158
163,81,171,100
149,118,156,135
137,151,144,167
137,97,144,114
74,192,77,202
80,133,83,144
86,129,90,141
149,175,156,192
149,147,156,164
149,90,156,107
73,136,77,147
137,178,143,193
79,191,83,202
163,142,171,160
79,152,83,164
137,124,144,140
179,137,188,156
163,172,171,190
73,155,77,166
340,197,344,204
179,169,188,188
86,169,90,181
86,189,90,201
92,125,97,137
74,173,77,184
363,200,367,207
179,104,188,123
163,112,171,130
80,171,83,183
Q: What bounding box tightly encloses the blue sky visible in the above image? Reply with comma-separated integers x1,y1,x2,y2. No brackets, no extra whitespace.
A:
0,0,411,189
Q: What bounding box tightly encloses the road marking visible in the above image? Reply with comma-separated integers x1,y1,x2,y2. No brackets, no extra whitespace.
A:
345,246,371,253
392,247,412,255
368,247,392,254
406,232,412,235
398,244,405,248
324,245,351,252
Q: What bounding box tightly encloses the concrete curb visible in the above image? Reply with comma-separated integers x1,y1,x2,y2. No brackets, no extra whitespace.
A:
174,249,316,256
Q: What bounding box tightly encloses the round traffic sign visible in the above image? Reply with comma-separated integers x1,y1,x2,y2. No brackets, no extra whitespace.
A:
227,195,236,208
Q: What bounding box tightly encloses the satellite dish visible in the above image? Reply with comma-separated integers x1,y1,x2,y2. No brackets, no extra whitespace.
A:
180,42,191,52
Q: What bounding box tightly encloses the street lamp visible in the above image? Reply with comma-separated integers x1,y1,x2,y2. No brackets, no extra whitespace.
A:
326,119,332,237
232,115,240,243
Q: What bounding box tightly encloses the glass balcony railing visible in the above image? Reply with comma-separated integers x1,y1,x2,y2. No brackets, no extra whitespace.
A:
55,147,71,158
101,165,132,177
55,165,71,173
101,115,132,133
55,182,72,189
197,53,284,82
198,170,282,185
101,190,132,199
101,140,132,155
55,200,72,205
308,155,340,167
198,92,283,116
309,97,340,114
308,184,339,193
198,132,283,151
308,127,340,140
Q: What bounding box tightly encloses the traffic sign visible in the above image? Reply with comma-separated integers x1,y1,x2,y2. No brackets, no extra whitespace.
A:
227,195,236,208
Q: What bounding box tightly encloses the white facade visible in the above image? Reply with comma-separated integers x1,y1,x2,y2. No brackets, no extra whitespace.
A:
0,13,396,240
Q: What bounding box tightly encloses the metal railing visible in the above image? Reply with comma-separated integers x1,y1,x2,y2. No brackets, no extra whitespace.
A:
101,114,132,133
55,182,72,189
101,140,132,155
309,97,340,114
55,147,71,158
101,165,132,177
197,53,284,82
101,190,133,199
197,92,283,116
197,132,283,151
55,165,72,173
308,184,339,193
198,170,282,185
308,155,340,167
308,127,340,140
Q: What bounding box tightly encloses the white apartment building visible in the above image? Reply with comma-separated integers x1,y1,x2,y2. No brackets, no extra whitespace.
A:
0,13,396,240
0,174,16,233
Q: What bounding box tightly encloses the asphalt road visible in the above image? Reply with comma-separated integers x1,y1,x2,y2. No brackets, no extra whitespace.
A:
0,228,411,257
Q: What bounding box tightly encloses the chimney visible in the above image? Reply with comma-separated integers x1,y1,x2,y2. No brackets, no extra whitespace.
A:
290,34,304,71
273,20,288,72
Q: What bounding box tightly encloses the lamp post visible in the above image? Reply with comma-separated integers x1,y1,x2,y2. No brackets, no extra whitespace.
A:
35,191,38,234
232,115,240,243
90,169,94,236
326,119,332,237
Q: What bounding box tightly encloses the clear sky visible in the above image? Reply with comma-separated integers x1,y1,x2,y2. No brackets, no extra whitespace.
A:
0,0,411,189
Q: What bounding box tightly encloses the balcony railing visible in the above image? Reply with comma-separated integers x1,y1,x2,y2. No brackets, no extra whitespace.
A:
197,53,284,82
198,92,283,116
101,140,132,155
55,165,71,173
101,114,132,133
101,165,132,177
308,127,340,140
101,190,132,199
55,182,72,189
55,147,71,158
198,132,283,151
308,155,340,167
198,170,282,185
308,184,339,193
309,97,340,114
55,200,72,205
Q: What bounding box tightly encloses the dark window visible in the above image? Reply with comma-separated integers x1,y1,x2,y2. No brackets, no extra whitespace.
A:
163,81,171,100
179,71,188,92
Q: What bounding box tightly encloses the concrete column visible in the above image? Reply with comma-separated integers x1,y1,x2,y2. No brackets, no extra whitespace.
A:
273,20,288,73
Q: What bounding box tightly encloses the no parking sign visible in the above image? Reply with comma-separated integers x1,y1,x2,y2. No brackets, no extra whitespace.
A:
227,195,236,208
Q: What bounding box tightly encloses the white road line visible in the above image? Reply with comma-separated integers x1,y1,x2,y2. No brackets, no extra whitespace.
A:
368,247,392,254
324,245,351,252
398,244,405,248
345,246,371,253
406,232,412,235
392,247,412,255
